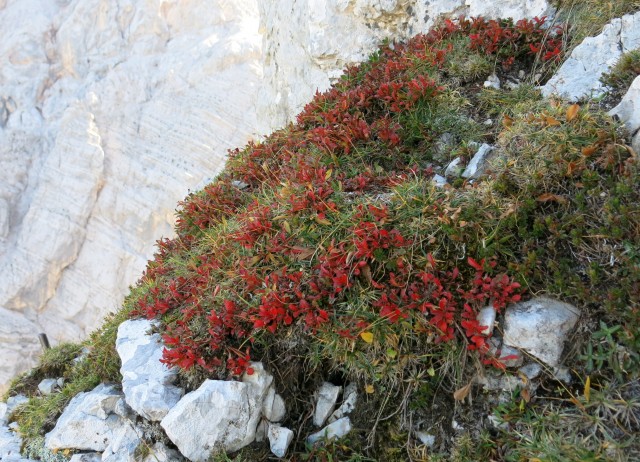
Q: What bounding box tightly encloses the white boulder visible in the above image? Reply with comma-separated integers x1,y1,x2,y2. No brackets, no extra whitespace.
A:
0,425,24,461
160,379,261,461
503,297,580,367
116,319,183,421
101,422,142,462
542,12,640,100
45,384,127,452
262,387,286,423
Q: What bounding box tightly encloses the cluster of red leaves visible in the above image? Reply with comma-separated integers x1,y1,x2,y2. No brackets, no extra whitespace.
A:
465,16,565,67
131,16,560,377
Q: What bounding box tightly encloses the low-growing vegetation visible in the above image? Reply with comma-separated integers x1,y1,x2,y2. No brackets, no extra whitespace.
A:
5,10,639,462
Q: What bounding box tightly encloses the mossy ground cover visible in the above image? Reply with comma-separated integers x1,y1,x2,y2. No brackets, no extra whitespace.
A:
5,11,640,462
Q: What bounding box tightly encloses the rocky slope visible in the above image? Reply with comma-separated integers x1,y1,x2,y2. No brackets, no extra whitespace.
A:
1,3,639,461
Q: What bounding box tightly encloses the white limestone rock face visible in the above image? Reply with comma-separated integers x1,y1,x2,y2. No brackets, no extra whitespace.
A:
0,0,262,390
0,308,41,395
542,12,640,100
314,382,342,427
116,319,183,421
503,297,580,367
0,0,560,392
160,380,260,461
45,384,127,452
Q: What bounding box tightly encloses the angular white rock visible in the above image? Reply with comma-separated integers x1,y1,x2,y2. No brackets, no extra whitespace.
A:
101,422,142,462
307,417,352,444
268,423,294,458
0,395,28,427
328,382,357,424
262,387,286,423
0,425,23,461
444,157,463,179
415,431,435,447
462,144,494,179
476,306,496,336
161,379,262,461
432,174,448,188
38,378,58,395
116,319,183,421
45,384,125,452
142,442,184,462
503,297,580,367
313,382,341,427
519,362,543,380
483,73,501,89
609,75,640,137
542,12,640,100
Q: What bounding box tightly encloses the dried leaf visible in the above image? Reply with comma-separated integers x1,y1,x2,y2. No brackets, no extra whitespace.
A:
582,145,597,157
325,169,333,180
521,388,531,403
566,104,580,121
536,193,567,204
361,264,373,283
283,221,291,233
545,115,561,126
584,376,591,403
315,216,331,226
503,114,514,127
459,220,467,228
365,384,375,394
290,246,315,260
360,332,374,344
453,382,472,401
566,161,579,176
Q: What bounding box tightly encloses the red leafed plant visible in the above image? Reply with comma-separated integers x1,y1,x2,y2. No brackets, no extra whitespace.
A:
128,15,562,380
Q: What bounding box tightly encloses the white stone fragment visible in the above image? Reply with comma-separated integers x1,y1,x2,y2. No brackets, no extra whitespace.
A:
444,157,463,179
313,382,342,427
101,422,142,462
415,431,435,447
0,395,28,427
255,419,268,443
262,387,286,423
328,382,358,424
69,454,102,462
161,379,262,461
542,12,640,100
519,363,543,380
476,306,496,335
503,297,580,367
116,319,183,421
268,423,294,458
307,417,352,444
432,174,448,188
553,367,572,384
483,73,501,89
232,180,249,190
38,378,58,395
462,144,494,179
45,384,125,452
142,442,183,462
488,414,509,430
